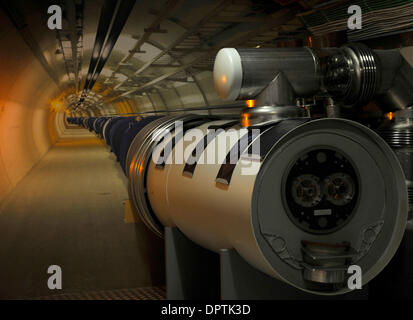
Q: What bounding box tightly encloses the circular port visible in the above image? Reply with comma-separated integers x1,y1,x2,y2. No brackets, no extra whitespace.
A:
285,148,359,234
291,174,322,208
324,173,355,206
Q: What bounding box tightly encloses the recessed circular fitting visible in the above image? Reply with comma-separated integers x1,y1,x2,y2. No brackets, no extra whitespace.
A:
285,148,359,234
291,174,322,208
324,172,355,206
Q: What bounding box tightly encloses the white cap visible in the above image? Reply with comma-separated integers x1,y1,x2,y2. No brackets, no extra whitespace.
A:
213,48,243,101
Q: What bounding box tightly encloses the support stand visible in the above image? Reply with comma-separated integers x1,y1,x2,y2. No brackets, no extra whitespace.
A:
220,249,367,300
166,227,368,300
165,227,220,299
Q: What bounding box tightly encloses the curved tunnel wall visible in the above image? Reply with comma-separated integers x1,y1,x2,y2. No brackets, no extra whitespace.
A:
109,70,235,117
0,10,57,205
0,0,241,207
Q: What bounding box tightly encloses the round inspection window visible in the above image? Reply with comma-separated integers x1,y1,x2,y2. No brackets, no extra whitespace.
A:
284,148,359,234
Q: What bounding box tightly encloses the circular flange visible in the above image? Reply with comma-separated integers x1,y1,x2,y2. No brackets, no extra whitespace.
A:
127,114,215,238
251,118,408,295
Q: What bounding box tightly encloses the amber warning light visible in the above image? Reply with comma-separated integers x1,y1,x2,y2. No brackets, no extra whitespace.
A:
246,100,255,108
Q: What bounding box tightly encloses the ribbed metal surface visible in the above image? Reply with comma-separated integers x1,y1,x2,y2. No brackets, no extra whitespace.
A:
378,125,413,210
32,287,166,300
379,129,413,148
236,48,319,99
324,45,379,105
343,45,379,105
357,46,378,103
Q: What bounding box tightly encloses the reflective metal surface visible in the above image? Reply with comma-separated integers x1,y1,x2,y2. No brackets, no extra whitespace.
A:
240,105,309,127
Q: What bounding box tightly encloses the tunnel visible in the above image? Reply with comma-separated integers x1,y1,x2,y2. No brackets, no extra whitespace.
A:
0,0,413,301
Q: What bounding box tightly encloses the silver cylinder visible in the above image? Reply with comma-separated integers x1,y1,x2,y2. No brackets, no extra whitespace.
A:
214,48,320,101
127,115,408,295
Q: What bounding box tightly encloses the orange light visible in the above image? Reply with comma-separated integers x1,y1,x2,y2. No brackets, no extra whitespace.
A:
308,36,313,48
221,75,227,84
241,112,250,127
386,112,394,121
246,99,255,108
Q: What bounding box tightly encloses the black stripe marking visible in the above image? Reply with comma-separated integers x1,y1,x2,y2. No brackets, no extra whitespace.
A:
215,129,260,185
216,119,309,186
182,121,239,177
154,119,212,169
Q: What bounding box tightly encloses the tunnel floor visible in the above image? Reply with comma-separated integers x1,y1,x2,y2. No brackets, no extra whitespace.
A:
0,137,165,300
